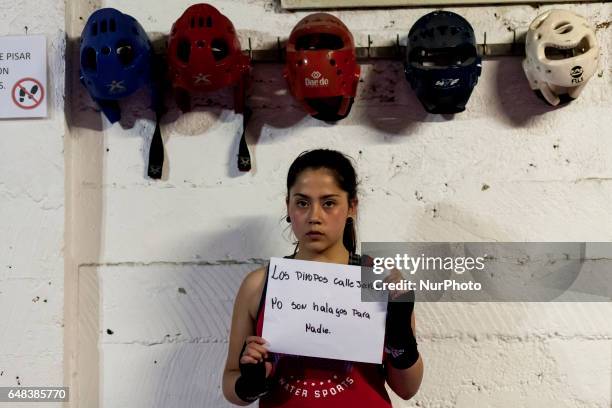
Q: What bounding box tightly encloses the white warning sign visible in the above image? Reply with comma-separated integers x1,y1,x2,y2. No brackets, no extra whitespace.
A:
0,35,47,119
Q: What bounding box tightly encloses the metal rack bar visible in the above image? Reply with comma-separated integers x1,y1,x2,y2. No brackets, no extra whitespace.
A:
246,42,525,63
150,33,526,62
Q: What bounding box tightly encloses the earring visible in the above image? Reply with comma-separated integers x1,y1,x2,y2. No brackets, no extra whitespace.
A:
286,216,291,223
346,217,353,225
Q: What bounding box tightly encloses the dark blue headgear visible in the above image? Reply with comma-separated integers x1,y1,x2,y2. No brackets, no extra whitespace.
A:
80,8,166,180
80,8,154,123
405,11,482,114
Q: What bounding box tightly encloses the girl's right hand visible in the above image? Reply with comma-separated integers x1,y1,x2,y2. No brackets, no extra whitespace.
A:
240,336,273,378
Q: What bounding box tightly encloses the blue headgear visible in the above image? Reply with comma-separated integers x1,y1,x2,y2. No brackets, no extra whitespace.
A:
405,11,482,114
80,8,154,123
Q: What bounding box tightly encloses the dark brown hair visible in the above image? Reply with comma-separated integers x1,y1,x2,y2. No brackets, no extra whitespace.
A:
286,149,358,253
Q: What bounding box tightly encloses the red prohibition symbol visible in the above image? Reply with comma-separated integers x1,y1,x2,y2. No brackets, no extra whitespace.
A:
12,77,45,110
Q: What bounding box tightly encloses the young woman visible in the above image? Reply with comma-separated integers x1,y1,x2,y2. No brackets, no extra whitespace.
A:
222,149,424,407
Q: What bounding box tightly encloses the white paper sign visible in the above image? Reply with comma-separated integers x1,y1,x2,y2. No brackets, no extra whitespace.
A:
0,35,47,119
262,257,387,364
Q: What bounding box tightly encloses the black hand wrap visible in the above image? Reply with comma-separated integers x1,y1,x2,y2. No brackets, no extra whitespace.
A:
234,341,270,403
384,290,420,369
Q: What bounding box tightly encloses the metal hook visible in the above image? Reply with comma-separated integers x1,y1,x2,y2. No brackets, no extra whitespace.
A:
511,29,517,54
248,37,252,60
277,37,282,63
367,34,372,58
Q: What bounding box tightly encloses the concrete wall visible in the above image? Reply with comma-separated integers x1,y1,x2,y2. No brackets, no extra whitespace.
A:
2,0,611,407
0,1,65,407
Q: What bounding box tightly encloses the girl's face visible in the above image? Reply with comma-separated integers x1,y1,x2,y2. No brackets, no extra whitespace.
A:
287,168,356,254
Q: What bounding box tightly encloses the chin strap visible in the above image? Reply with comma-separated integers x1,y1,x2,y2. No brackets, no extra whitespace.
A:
235,72,252,172
237,105,252,172
147,118,164,179
147,52,166,179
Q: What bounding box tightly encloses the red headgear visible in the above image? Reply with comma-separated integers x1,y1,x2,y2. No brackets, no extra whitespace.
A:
284,13,360,122
167,3,250,112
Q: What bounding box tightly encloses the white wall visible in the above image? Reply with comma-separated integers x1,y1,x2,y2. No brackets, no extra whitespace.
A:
0,0,65,407
2,0,610,407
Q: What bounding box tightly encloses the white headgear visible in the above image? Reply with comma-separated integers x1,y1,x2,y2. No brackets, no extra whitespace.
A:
522,9,599,106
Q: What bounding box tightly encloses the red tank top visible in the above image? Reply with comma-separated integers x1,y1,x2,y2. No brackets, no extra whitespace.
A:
255,254,392,408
